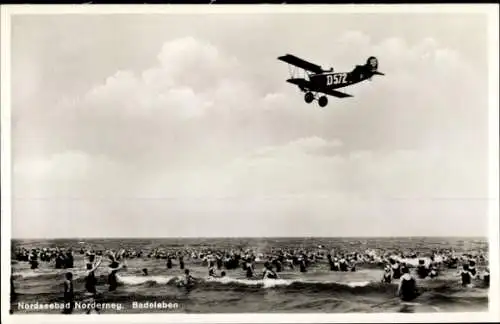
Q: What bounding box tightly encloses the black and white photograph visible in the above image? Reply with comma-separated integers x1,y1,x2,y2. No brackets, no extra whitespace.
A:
1,4,499,322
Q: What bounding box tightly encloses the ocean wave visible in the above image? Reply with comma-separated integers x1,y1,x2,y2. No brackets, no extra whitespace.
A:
12,269,69,280
112,274,374,290
117,275,176,286
110,274,488,300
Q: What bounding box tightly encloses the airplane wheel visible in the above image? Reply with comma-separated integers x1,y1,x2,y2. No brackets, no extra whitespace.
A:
304,92,314,104
318,96,328,107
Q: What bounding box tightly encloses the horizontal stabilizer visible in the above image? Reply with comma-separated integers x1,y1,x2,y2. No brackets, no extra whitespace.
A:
373,71,385,76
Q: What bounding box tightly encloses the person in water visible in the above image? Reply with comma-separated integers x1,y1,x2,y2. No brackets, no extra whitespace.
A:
273,258,283,273
65,249,74,268
142,268,149,276
429,265,438,279
181,269,195,287
349,258,357,272
468,260,477,277
458,264,476,287
245,259,255,278
390,259,402,280
10,275,17,314
397,267,420,302
483,268,490,287
179,255,185,270
416,259,429,279
299,257,307,273
29,252,39,270
208,261,217,278
327,254,336,271
107,251,125,292
85,255,102,296
339,255,348,272
262,262,278,279
166,256,173,269
382,265,392,284
62,272,75,314
55,252,66,269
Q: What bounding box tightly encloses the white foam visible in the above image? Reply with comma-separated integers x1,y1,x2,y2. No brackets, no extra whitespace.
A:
117,274,174,285
346,281,371,288
208,276,293,288
12,269,67,279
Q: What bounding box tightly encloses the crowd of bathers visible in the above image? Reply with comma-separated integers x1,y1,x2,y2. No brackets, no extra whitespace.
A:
11,245,490,314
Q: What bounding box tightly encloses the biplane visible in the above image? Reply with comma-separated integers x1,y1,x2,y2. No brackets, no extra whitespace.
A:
278,54,385,107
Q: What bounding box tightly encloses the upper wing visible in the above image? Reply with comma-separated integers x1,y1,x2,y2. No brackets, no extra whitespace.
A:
321,88,353,98
278,54,324,74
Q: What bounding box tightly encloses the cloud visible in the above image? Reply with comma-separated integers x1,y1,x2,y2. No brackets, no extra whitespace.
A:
219,137,486,200
18,33,486,158
13,151,135,199
12,30,489,237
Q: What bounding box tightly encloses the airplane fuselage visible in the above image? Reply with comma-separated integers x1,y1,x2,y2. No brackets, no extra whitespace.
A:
309,70,369,90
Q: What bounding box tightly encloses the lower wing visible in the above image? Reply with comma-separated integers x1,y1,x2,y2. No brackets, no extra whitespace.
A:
286,78,309,88
286,79,353,98
321,88,353,98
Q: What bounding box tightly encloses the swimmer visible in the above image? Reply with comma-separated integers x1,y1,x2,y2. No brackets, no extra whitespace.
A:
85,255,102,296
330,256,340,271
10,275,16,314
245,259,255,278
416,259,429,279
429,265,438,279
179,255,185,270
346,256,357,272
166,256,173,269
65,249,74,269
273,258,283,273
55,252,65,269
382,265,392,284
29,252,39,270
397,267,420,302
339,255,348,272
447,255,459,269
299,257,307,273
468,260,477,277
390,259,402,280
208,261,217,278
458,264,475,287
62,272,75,314
180,269,195,288
262,262,278,279
216,254,223,270
483,268,490,287
142,268,149,276
107,253,125,292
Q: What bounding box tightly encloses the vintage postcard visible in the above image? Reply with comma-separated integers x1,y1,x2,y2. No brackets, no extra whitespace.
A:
1,4,499,324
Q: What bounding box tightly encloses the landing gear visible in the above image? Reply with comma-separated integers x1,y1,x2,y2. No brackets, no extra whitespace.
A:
301,91,328,108
304,92,314,104
318,96,328,107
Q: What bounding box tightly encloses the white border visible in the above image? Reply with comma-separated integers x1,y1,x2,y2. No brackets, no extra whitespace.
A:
1,4,499,324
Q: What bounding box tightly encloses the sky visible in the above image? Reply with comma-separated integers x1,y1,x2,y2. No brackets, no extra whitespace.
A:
10,12,492,238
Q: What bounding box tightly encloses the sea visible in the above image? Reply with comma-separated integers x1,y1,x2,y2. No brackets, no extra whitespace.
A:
10,237,489,314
